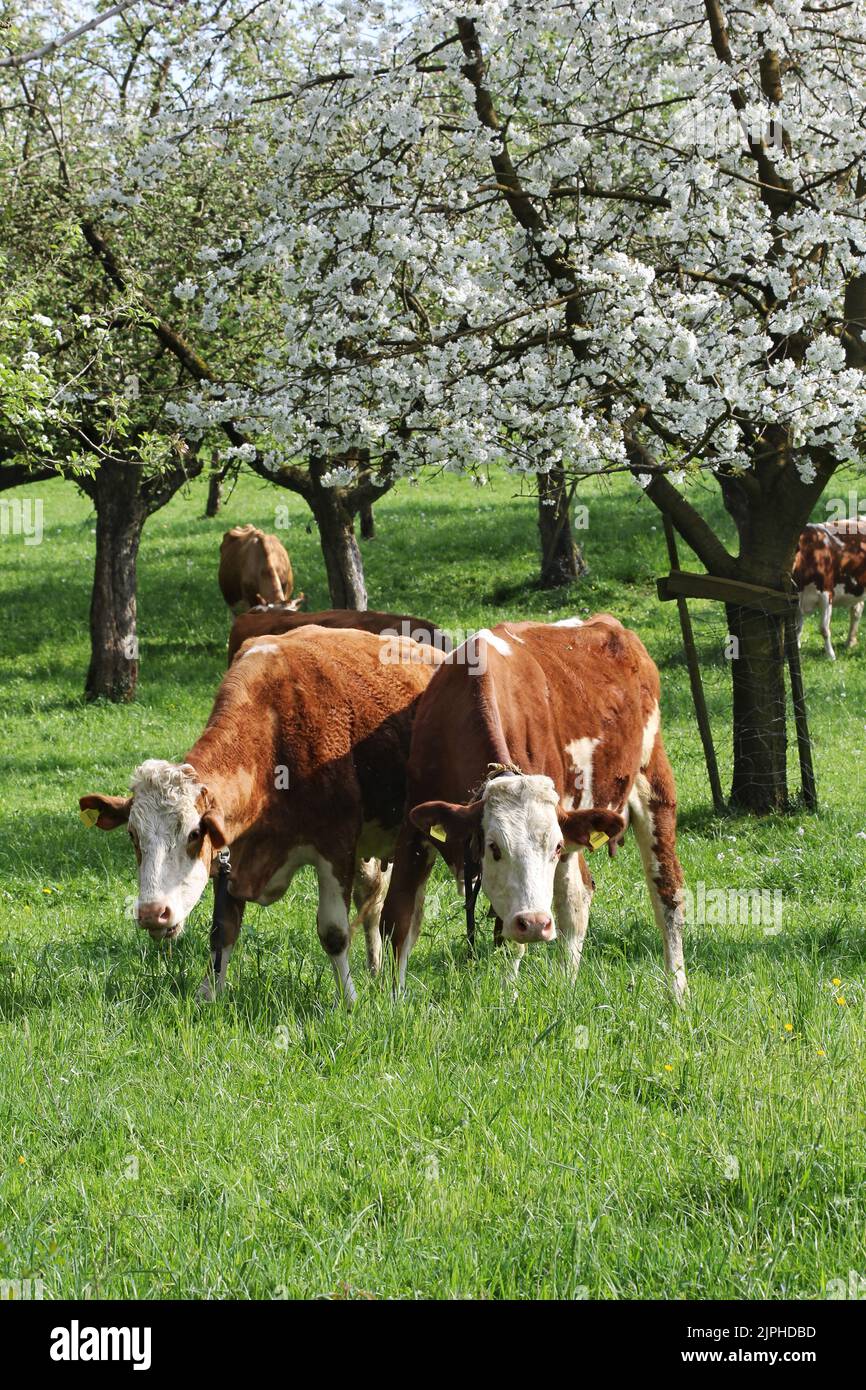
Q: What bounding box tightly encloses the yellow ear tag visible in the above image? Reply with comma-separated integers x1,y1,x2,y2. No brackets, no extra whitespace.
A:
79,807,100,828
589,830,609,850
430,824,447,842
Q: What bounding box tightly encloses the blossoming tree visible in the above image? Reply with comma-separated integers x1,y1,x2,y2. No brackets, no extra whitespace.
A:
5,1,865,807
172,0,864,812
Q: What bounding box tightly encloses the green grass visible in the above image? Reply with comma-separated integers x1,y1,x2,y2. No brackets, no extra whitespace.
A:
1,468,864,1299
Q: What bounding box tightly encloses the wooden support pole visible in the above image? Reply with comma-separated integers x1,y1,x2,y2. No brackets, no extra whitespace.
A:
662,516,727,815
784,613,818,810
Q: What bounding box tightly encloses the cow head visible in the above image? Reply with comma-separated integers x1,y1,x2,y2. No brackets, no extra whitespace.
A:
410,773,624,943
79,760,227,941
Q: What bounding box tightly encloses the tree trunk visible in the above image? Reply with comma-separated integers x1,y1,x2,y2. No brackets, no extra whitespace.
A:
715,450,832,813
538,467,586,587
205,470,223,517
725,604,789,813
85,462,145,702
359,499,375,540
309,484,368,609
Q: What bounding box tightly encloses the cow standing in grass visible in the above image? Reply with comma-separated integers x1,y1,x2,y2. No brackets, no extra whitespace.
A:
218,524,294,613
380,615,688,1001
80,628,443,1005
793,520,866,660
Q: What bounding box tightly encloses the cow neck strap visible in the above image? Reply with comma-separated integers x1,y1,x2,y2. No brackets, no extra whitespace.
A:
464,838,482,956
211,847,232,981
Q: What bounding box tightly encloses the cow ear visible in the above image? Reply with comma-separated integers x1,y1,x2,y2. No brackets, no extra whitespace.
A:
410,800,484,845
197,787,228,849
79,794,132,830
201,810,227,849
558,807,625,851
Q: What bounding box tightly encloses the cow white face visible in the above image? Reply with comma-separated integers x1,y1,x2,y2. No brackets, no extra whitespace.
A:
79,760,226,941
411,774,624,944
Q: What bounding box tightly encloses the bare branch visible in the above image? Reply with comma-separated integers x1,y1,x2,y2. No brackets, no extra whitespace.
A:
0,1,149,70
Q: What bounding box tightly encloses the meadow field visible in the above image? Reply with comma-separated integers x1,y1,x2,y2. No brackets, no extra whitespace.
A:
1,469,864,1300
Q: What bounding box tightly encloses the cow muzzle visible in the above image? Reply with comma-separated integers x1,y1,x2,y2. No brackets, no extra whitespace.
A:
505,912,556,943
137,900,183,941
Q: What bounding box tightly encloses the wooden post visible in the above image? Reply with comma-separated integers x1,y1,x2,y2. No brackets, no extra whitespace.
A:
662,515,727,815
784,613,818,810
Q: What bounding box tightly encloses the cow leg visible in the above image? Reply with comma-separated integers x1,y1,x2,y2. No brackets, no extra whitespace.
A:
352,857,391,977
819,591,836,659
380,826,435,991
315,858,357,1008
795,604,805,648
199,892,246,1001
553,850,593,981
846,601,864,650
628,741,688,1003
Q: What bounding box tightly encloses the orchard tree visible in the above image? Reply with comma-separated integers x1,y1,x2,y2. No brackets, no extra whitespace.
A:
165,0,864,813
0,1,287,694
2,0,403,613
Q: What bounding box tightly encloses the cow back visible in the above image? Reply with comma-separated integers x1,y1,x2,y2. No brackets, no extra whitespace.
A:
227,607,447,664
406,615,660,817
192,627,445,901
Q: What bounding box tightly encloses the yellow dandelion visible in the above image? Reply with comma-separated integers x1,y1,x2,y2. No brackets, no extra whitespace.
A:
17,1156,25,1165
832,977,842,987
42,887,52,895
663,1064,674,1072
817,1049,827,1057
784,1023,794,1033
836,996,846,1007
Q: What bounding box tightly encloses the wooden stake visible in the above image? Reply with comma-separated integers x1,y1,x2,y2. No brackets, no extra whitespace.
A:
662,515,727,815
784,613,818,810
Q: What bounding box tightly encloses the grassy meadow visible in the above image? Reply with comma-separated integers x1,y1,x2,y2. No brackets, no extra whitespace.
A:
1,467,864,1299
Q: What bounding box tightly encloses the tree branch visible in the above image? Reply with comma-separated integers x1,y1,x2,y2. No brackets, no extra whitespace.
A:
0,1,146,70
78,220,313,500
623,427,737,576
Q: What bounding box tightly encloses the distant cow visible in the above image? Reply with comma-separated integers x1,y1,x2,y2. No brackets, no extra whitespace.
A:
218,524,293,613
80,628,444,1006
227,607,449,664
793,520,866,660
380,615,688,1001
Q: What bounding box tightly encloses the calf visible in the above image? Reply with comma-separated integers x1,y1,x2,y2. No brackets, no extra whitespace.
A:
80,627,443,1006
227,607,449,664
218,524,293,613
793,520,866,660
380,615,688,1001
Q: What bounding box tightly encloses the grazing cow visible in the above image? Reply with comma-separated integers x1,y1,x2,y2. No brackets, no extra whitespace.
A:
380,615,688,1001
79,628,444,1006
793,520,866,660
227,607,449,665
218,524,293,613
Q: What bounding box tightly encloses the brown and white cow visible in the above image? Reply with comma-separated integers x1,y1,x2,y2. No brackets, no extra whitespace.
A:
79,627,443,1006
218,524,294,613
227,607,449,665
380,615,688,1001
793,520,866,660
